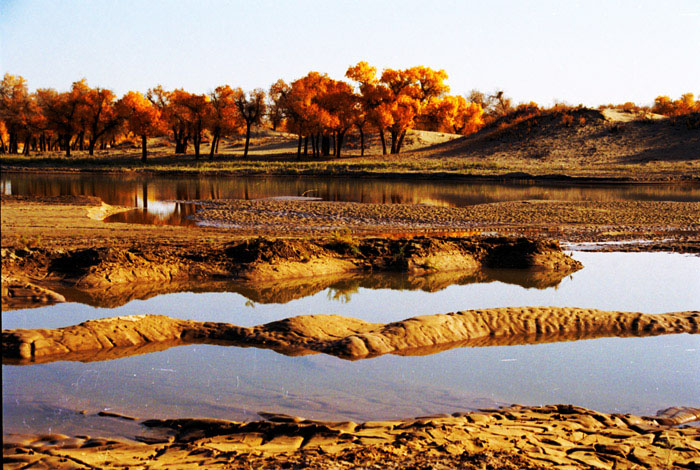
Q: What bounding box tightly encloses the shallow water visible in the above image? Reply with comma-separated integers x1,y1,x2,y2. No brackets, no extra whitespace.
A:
3,173,699,225
2,252,699,438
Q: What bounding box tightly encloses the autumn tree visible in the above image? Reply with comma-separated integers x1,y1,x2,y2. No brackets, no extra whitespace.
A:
116,91,164,161
35,80,90,157
422,95,484,135
148,86,191,154
380,66,450,153
346,62,391,154
653,93,699,116
0,73,42,155
180,93,210,159
267,79,288,131
79,85,121,155
320,79,357,157
233,88,266,158
207,85,244,159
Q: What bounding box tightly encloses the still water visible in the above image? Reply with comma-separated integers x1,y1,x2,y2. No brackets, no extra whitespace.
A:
3,252,699,439
3,172,699,225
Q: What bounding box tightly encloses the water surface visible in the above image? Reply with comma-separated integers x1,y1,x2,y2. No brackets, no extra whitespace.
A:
3,172,698,225
2,252,699,439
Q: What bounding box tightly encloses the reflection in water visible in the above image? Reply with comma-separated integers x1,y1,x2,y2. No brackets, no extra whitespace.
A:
37,267,574,310
104,204,200,226
3,173,699,226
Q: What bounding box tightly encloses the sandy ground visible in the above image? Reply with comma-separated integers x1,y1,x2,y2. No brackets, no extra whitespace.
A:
3,405,699,469
2,194,700,468
2,195,698,250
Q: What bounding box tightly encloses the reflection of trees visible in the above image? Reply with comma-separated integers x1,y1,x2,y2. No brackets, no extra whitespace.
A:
3,174,699,212
47,266,574,311
327,283,359,303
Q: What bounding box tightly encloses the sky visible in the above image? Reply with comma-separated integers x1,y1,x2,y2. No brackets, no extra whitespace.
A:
1,0,699,107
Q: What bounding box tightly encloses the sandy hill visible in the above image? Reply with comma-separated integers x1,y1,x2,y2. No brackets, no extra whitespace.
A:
417,108,700,166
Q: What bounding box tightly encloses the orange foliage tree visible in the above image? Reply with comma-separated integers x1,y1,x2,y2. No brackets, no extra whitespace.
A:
0,73,44,155
421,95,484,135
147,87,191,154
79,84,121,155
180,93,210,160
35,80,91,157
116,91,164,161
653,93,699,116
347,63,450,154
207,85,244,159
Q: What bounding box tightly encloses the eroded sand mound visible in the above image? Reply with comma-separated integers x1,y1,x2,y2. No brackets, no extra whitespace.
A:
1,236,582,310
4,308,698,363
3,405,699,469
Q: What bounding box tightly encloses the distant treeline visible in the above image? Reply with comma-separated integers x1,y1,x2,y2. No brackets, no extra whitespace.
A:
1,64,698,160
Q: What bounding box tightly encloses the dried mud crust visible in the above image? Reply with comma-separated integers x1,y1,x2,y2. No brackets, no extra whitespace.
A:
4,308,698,363
1,236,581,310
3,405,699,469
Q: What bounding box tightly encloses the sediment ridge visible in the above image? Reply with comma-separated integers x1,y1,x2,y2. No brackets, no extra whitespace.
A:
4,404,699,469
1,235,582,310
4,307,698,364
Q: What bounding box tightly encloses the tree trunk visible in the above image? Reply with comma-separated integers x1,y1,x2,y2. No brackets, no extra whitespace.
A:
141,134,148,162
396,130,407,154
65,134,72,157
336,131,345,158
304,136,308,156
332,132,336,156
0,133,5,153
243,122,252,158
310,134,317,157
23,136,31,156
321,133,330,156
390,130,398,154
359,127,365,157
379,129,387,155
88,137,97,156
209,132,219,160
297,133,302,159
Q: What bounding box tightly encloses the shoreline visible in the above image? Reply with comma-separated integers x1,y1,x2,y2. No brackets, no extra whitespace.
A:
3,164,700,184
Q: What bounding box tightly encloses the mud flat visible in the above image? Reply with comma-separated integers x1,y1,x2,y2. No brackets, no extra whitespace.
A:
4,404,699,469
4,307,698,364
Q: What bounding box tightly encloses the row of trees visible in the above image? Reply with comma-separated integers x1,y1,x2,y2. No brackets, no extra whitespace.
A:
0,74,268,161
3,66,696,161
0,64,489,160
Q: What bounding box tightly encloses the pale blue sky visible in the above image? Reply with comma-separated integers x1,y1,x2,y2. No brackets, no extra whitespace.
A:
1,0,699,106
